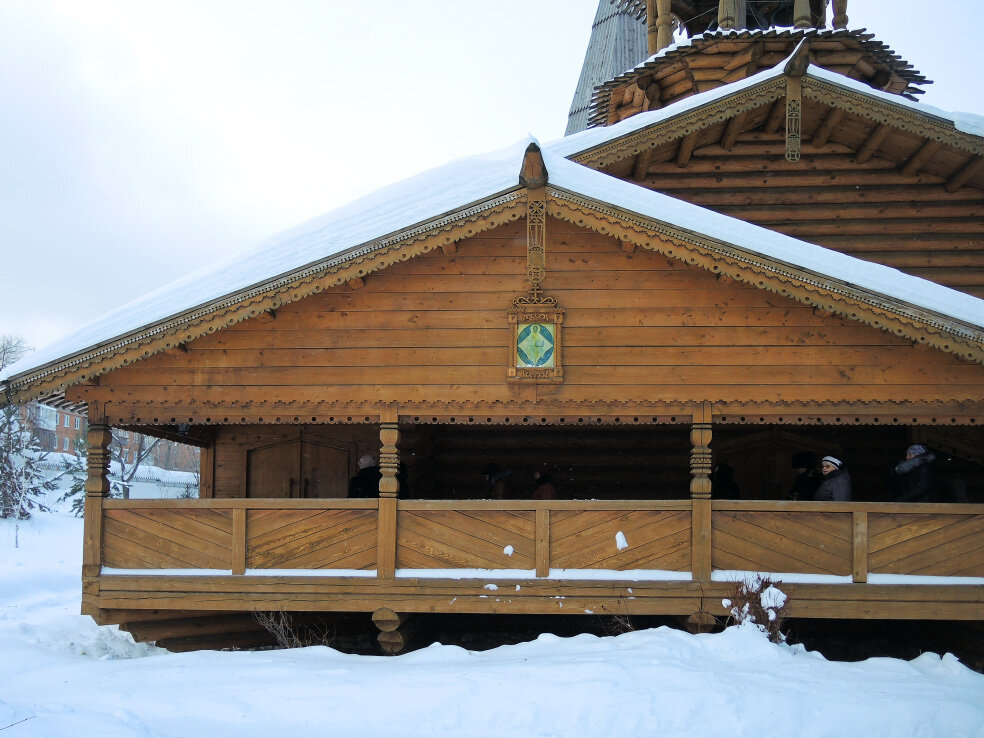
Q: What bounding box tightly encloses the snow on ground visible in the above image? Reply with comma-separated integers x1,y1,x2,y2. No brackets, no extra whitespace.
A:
2,510,984,737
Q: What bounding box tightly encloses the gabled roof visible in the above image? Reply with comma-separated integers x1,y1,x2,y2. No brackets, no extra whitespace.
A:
4,79,984,405
553,61,984,168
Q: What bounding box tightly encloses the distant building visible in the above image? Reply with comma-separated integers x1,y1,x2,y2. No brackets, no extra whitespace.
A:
20,402,198,473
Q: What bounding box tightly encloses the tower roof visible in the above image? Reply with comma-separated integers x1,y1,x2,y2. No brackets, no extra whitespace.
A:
566,1,648,135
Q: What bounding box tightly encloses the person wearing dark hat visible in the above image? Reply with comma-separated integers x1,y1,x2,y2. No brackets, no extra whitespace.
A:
482,463,511,500
815,456,851,501
789,452,821,501
890,444,938,503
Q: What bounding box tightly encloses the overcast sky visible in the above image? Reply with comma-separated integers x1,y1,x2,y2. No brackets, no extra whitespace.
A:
2,0,982,352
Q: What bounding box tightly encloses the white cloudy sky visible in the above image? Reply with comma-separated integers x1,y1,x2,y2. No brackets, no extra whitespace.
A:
2,0,982,352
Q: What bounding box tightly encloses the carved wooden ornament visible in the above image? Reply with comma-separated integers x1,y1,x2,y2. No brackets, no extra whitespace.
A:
508,185,564,383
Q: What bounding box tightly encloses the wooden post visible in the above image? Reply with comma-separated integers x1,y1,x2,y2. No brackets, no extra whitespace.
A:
379,408,400,498
232,508,247,575
717,0,744,31
852,511,868,583
535,508,550,578
649,0,674,55
377,408,399,578
83,421,112,578
793,0,811,28
831,0,848,30
199,443,215,498
690,402,712,582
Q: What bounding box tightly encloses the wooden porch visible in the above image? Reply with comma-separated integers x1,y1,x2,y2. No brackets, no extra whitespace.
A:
83,497,984,625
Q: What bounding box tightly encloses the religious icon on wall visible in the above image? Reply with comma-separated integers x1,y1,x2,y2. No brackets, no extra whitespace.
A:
507,298,564,383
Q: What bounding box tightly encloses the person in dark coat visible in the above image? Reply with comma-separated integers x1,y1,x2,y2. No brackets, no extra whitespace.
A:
348,454,381,498
890,444,938,503
482,463,512,500
789,452,821,501
815,455,851,501
710,462,740,500
532,471,557,500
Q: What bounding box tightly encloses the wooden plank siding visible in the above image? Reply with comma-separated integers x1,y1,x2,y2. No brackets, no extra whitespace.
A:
87,219,984,415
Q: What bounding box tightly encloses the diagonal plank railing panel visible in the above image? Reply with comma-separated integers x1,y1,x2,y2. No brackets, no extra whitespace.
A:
397,510,535,569
550,511,691,571
869,514,984,576
103,509,233,569
711,511,852,575
246,510,377,570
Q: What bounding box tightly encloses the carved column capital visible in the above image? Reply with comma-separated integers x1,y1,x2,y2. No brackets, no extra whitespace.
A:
85,423,112,497
379,421,400,498
689,402,713,499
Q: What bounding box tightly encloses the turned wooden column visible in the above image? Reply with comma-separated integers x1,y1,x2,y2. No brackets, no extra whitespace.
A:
648,0,674,55
82,422,112,578
793,0,811,28
377,408,400,578
689,402,712,582
717,0,744,31
831,0,848,29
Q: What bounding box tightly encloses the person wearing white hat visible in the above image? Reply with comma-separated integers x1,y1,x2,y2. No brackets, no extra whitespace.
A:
815,455,852,501
348,454,381,498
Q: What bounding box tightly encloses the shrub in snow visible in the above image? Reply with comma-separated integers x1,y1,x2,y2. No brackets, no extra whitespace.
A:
722,575,788,644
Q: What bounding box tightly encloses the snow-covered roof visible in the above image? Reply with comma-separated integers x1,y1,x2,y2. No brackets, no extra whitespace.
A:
552,61,984,163
4,73,984,390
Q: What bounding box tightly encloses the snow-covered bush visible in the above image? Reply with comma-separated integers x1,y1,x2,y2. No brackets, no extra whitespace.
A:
0,405,54,520
722,575,788,643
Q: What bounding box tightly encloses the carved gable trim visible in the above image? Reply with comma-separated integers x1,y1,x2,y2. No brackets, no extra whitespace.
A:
6,194,527,405
572,78,786,169
571,73,984,171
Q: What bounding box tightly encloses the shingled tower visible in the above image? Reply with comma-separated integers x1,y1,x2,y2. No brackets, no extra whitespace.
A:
567,0,927,134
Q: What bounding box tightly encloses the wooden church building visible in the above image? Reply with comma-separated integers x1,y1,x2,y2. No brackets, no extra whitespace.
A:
2,0,983,651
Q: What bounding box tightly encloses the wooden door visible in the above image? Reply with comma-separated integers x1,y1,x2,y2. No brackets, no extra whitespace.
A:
246,439,300,498
301,439,352,498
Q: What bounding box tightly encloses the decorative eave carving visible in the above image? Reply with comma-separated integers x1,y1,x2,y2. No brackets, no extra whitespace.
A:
3,194,528,407
545,189,984,365
572,77,787,169
801,77,984,158
571,73,984,172
97,398,983,427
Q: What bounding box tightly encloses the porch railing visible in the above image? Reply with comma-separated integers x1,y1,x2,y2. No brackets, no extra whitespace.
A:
93,498,984,583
